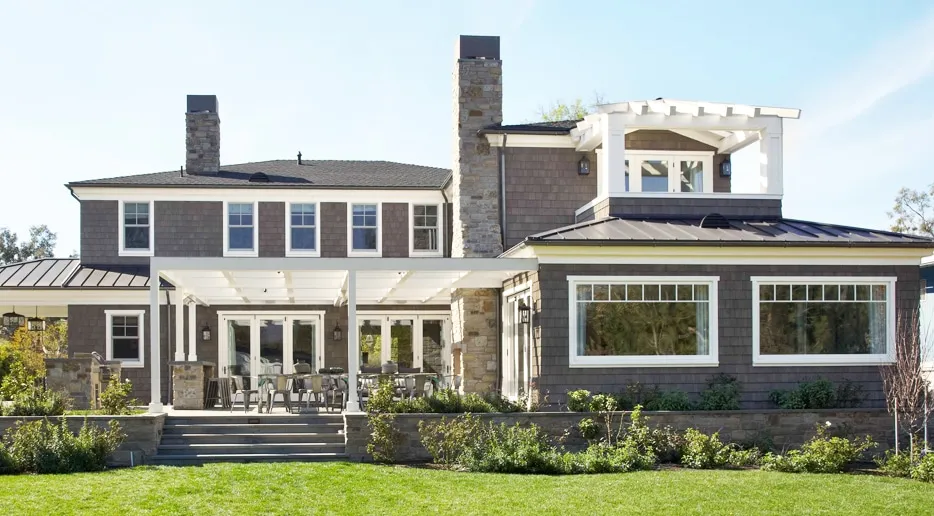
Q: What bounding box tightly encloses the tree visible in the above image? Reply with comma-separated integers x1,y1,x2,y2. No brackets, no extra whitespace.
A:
879,310,933,455
888,184,934,238
537,93,605,122
0,225,57,265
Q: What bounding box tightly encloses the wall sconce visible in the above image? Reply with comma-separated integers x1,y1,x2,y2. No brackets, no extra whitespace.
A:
518,300,531,325
333,323,343,341
201,324,211,341
578,156,591,176
719,159,732,177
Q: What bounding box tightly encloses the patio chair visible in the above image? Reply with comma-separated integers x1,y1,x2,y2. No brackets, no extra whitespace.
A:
230,375,259,413
298,375,326,411
266,374,293,413
293,362,313,374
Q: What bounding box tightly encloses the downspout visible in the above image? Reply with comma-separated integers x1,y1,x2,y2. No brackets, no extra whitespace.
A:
496,134,507,393
499,133,508,249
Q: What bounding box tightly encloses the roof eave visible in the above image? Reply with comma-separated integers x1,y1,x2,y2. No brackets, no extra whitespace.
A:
524,239,934,249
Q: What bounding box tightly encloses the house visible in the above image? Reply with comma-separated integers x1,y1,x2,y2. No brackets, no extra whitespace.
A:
1,35,931,412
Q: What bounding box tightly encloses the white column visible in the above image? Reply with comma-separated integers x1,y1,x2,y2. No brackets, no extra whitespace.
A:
759,119,783,196
174,291,185,362
345,269,360,412
187,301,198,362
148,266,163,413
601,113,628,197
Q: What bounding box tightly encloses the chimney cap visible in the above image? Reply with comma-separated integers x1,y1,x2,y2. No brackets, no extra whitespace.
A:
187,95,218,114
457,35,500,60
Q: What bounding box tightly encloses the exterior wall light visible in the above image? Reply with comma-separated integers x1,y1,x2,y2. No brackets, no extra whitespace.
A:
578,156,591,176
333,323,343,341
518,300,531,325
201,324,211,341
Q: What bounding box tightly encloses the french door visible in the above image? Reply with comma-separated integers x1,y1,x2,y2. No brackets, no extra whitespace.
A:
218,312,325,383
502,291,532,401
356,313,452,377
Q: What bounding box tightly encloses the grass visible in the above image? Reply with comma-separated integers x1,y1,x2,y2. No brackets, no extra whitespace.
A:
0,464,932,515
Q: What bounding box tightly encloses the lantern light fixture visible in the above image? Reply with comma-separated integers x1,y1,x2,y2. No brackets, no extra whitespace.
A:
518,300,531,325
27,307,45,332
578,155,591,176
332,323,343,342
201,324,211,341
2,307,25,329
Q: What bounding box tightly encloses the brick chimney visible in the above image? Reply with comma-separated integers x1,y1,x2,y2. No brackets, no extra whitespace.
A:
451,35,503,258
185,95,220,175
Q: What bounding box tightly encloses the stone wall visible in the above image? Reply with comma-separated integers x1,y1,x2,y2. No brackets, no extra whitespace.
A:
185,95,220,175
45,356,122,409
0,414,166,467
170,362,214,410
344,409,893,463
451,288,498,393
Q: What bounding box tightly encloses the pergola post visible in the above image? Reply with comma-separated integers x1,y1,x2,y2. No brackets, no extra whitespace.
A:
148,265,163,413
345,269,360,412
174,290,185,361
187,301,198,361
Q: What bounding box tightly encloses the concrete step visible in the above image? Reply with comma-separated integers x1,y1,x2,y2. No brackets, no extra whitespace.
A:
163,423,344,435
156,442,346,456
164,414,342,426
161,432,345,445
148,452,348,465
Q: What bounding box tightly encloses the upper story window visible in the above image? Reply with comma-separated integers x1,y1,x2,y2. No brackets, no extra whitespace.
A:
224,202,258,257
411,204,442,256
752,277,896,366
119,201,154,256
106,309,145,367
286,202,319,257
627,152,713,194
569,276,719,368
349,203,380,256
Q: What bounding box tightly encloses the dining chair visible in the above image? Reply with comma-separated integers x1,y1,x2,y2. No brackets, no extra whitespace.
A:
266,374,293,413
230,375,259,413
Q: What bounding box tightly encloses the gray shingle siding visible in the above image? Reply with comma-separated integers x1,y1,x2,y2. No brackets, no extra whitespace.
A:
154,201,223,257
524,263,920,409
382,203,409,258
80,201,146,266
259,202,285,257
321,202,348,258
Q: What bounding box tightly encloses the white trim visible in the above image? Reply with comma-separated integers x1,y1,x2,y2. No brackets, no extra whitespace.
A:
623,149,715,157
223,201,259,257
215,310,327,376
0,290,172,305
118,200,155,257
151,256,537,272
750,276,897,367
409,203,443,257
603,193,781,200
503,282,531,298
347,202,382,257
105,309,146,368
502,245,931,266
574,196,608,218
285,201,321,258
71,187,446,204
567,275,719,368
485,133,576,148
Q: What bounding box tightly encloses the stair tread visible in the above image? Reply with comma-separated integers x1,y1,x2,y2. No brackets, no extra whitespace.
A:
151,452,347,459
166,432,342,438
160,442,344,449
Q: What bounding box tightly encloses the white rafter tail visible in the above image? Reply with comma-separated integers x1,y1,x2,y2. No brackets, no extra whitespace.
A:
221,271,249,304
377,270,414,304
283,271,295,303
669,129,722,148
718,130,761,154
421,286,447,304
333,271,349,307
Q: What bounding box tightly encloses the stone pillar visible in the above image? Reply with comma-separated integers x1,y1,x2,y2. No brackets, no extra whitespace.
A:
185,95,220,175
170,362,214,410
450,36,504,393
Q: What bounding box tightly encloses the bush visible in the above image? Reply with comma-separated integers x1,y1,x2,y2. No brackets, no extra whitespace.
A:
366,413,401,463
875,450,914,478
481,392,522,413
460,422,565,474
566,441,656,474
644,390,693,411
566,389,590,412
0,327,47,400
589,393,618,413
681,428,732,469
910,453,934,482
761,423,875,473
577,418,600,441
99,378,138,415
728,447,762,467
769,379,863,409
650,425,685,464
419,414,484,466
699,374,741,410
2,418,125,474
2,386,70,416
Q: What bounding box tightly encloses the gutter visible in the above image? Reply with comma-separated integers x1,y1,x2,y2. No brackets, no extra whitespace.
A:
522,239,934,249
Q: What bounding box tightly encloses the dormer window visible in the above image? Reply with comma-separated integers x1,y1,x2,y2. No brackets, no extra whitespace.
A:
119,201,154,256
224,201,258,257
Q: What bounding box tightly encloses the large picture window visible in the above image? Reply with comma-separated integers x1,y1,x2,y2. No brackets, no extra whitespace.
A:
568,276,719,367
752,277,896,366
105,310,145,367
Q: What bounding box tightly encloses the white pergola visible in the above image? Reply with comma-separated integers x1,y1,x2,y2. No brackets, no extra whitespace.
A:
147,257,537,413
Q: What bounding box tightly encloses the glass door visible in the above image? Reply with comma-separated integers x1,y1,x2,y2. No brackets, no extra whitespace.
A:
359,319,382,369
356,314,451,375
502,293,531,401
291,319,321,373
256,317,285,378
390,318,414,369
225,318,252,377
219,312,324,382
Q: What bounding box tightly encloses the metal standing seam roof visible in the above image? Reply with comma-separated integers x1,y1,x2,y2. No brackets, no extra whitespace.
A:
0,259,171,289
66,160,452,189
525,217,934,247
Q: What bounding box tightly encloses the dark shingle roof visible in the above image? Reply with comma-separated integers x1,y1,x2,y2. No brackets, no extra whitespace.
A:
67,160,451,189
480,120,580,135
0,258,79,288
524,217,934,248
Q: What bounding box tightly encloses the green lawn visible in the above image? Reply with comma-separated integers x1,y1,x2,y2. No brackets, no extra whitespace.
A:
0,463,932,515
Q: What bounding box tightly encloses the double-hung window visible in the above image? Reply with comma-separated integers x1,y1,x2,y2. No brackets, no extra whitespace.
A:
286,202,319,257
752,277,896,366
349,203,380,255
106,310,145,367
224,202,258,256
411,204,441,255
119,201,153,256
568,276,719,367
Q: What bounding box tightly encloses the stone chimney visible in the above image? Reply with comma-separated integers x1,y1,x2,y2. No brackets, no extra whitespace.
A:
451,35,503,258
185,95,220,175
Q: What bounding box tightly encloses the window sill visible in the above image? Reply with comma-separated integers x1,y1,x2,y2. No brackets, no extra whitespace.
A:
753,354,895,367
119,249,154,257
410,250,443,257
348,250,382,258
112,361,145,368
223,249,259,258
569,356,719,368
285,250,321,258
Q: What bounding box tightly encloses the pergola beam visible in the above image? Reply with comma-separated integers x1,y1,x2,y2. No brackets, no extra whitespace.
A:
377,270,414,304
334,271,349,307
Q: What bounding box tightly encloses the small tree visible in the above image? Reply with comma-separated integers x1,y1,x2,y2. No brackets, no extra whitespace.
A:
537,93,605,122
0,225,57,265
888,184,934,238
880,310,933,455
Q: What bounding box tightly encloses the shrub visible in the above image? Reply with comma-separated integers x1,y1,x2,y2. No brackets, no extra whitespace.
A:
577,418,600,441
425,389,466,413
460,422,565,474
566,441,655,474
614,382,660,411
390,396,431,413
681,428,732,469
566,389,590,412
0,327,46,400
99,378,138,415
366,413,401,463
589,393,618,413
699,374,741,410
910,453,934,482
769,379,863,410
481,392,522,413
644,390,693,411
2,385,70,417
728,447,762,467
650,425,684,464
761,423,875,473
419,414,484,466
3,418,125,474
460,393,495,413
875,449,914,478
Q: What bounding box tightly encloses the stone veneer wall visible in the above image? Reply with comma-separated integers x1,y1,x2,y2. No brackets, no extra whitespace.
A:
451,289,498,393
0,415,166,466
185,102,220,175
344,409,892,463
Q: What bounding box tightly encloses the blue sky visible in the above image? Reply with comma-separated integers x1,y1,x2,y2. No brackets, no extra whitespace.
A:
1,1,933,256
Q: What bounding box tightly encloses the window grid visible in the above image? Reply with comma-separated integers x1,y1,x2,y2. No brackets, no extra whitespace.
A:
227,202,255,252
111,315,141,361
413,204,439,252
122,202,151,251
758,283,887,303
351,204,378,252
289,203,317,251
576,282,709,302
